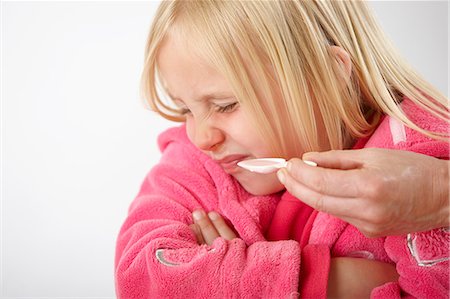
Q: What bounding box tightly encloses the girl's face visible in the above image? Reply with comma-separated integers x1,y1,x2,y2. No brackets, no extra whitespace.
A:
157,34,284,195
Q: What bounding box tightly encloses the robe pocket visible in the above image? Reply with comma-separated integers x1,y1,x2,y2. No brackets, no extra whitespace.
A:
155,246,216,267
407,227,450,267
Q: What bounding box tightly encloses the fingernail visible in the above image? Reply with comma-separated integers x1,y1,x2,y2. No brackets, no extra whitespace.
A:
286,161,292,172
208,211,219,221
193,210,205,221
303,160,317,167
303,151,318,159
277,169,286,184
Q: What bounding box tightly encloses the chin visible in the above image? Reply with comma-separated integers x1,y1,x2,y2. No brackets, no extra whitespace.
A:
245,187,283,196
237,173,285,195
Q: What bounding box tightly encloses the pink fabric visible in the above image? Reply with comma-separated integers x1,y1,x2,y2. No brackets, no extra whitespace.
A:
115,126,307,298
266,192,314,243
299,244,331,298
364,99,449,158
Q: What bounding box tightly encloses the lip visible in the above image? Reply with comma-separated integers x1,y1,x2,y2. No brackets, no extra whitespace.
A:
215,154,249,172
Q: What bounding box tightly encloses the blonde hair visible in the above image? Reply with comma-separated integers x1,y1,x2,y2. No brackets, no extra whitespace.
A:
141,0,449,158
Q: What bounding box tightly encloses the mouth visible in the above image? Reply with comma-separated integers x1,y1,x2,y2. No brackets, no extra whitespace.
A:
215,154,249,173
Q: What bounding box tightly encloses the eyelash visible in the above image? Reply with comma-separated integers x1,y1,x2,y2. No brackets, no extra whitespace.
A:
216,102,238,113
180,102,239,115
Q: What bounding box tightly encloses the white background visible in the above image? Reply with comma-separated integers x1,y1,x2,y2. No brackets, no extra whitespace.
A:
1,1,448,298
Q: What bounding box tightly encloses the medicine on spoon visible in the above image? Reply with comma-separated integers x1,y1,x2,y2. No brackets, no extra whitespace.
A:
237,158,317,174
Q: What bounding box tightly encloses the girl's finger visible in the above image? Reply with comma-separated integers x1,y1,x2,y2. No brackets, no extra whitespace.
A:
189,223,205,244
192,209,220,245
208,211,237,241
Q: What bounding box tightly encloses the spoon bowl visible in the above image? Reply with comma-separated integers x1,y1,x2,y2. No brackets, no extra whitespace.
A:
237,158,317,174
237,158,287,174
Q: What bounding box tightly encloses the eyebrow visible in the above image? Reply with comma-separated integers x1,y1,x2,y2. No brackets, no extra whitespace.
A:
166,91,234,103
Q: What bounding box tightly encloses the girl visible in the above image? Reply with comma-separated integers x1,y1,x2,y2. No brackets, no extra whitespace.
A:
115,1,449,298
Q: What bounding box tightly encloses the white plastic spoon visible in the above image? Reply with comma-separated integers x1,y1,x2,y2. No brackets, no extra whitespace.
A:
237,158,317,174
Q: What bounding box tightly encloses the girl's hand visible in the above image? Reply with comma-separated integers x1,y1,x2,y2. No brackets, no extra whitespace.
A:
277,148,449,237
190,210,237,245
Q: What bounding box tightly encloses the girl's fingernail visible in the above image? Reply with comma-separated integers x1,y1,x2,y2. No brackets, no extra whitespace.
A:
277,169,286,184
193,210,205,221
303,160,317,167
208,211,219,221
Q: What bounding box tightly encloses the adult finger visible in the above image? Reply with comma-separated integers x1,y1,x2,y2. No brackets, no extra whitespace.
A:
192,210,219,245
277,168,365,216
278,168,391,237
285,158,366,198
208,211,237,241
302,149,365,170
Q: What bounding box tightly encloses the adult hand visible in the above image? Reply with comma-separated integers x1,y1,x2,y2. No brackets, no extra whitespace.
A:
191,210,237,245
277,148,449,237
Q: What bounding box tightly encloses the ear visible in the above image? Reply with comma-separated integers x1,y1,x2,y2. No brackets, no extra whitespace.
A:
329,46,352,86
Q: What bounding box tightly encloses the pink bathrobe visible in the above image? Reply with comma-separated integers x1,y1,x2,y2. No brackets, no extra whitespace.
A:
115,99,449,298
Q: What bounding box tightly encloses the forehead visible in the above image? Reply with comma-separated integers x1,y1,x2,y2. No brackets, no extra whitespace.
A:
156,33,233,101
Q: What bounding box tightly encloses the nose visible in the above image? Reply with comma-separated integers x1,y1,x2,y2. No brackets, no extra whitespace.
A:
190,119,225,152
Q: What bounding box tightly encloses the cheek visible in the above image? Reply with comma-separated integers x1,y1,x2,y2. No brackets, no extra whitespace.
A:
223,114,270,155
238,133,273,157
185,118,195,143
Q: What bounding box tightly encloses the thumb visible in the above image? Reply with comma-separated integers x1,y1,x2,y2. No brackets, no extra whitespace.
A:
302,150,364,170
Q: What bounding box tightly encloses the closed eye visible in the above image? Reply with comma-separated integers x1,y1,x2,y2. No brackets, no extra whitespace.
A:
215,102,239,113
177,102,238,116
